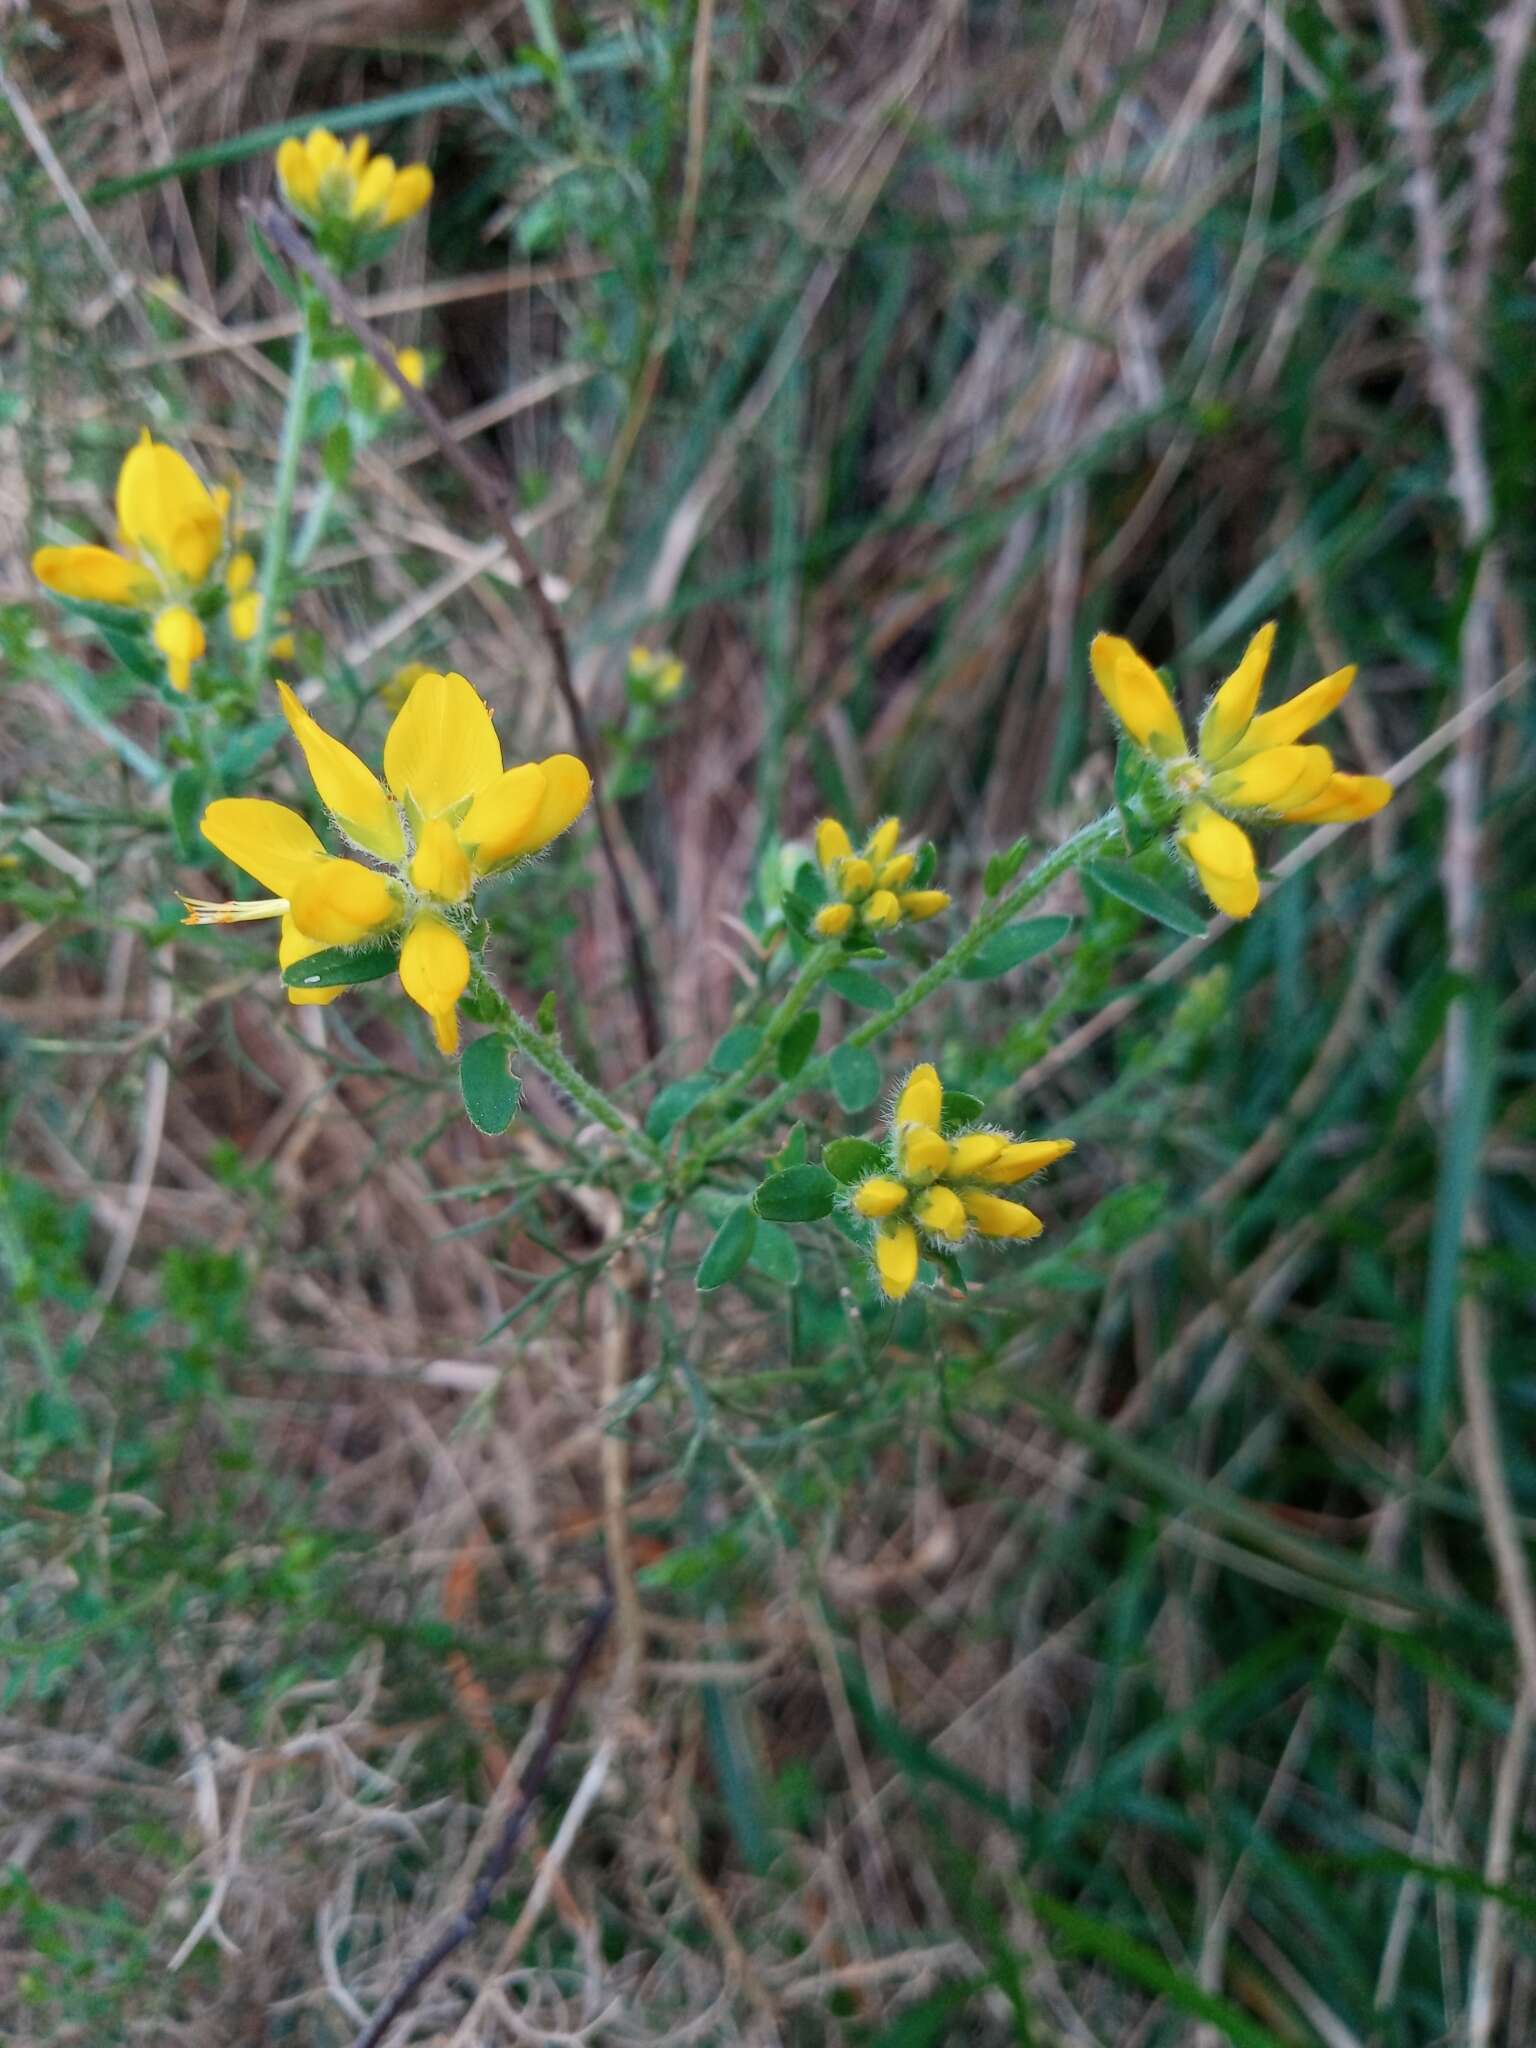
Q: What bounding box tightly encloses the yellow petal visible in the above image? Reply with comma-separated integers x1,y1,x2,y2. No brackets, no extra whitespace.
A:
398,913,470,1055
840,858,874,897
229,592,261,642
960,1191,1043,1240
1089,633,1187,757
874,1222,919,1300
895,1063,942,1132
305,128,344,176
1198,621,1275,762
33,543,155,608
815,818,852,870
152,604,206,692
915,1185,967,1242
814,902,853,938
516,754,592,858
289,858,403,945
383,670,502,818
201,797,327,898
852,1177,908,1219
396,347,426,389
459,762,547,872
862,889,901,929
947,1132,1004,1176
1228,664,1357,758
1208,743,1334,813
381,163,433,225
879,854,916,888
1281,772,1394,825
276,136,319,211
345,135,370,181
1178,802,1259,919
865,818,901,867
409,817,472,902
900,890,950,922
226,550,255,596
279,912,345,1006
974,1139,1075,1185
351,153,396,220
277,680,405,860
902,1126,951,1179
116,431,224,585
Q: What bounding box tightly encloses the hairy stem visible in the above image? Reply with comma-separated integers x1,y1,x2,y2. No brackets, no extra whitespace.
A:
478,976,666,1170
683,939,840,1133
246,297,315,690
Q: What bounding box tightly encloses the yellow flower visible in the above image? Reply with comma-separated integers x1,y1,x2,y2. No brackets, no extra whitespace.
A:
1089,622,1392,919
276,128,433,243
184,670,592,1054
339,345,426,418
849,1061,1073,1300
627,644,686,702
33,430,231,694
810,816,951,942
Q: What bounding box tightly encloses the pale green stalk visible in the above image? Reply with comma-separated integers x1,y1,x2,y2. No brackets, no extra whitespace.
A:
684,811,1125,1176
245,305,316,689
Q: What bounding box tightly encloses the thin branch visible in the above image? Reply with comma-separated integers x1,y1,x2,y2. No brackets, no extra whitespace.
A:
252,200,664,1063
350,1588,613,2048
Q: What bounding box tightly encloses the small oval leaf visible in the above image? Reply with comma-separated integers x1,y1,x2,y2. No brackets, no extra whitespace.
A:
823,1136,886,1185
281,935,400,989
697,1203,757,1291
958,915,1073,982
827,967,894,1012
459,1035,522,1135
829,1042,882,1111
776,1009,821,1080
1083,858,1207,938
754,1165,837,1223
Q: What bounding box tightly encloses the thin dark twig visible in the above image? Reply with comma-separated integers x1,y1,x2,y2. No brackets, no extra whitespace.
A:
350,1588,614,2048
253,200,663,1062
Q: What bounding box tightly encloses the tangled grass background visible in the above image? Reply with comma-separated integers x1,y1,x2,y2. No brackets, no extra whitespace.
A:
3,3,1535,2042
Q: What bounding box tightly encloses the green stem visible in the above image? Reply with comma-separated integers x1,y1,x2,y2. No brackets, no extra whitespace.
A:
686,811,1125,1175
685,940,841,1131
246,301,316,689
290,478,335,569
478,977,666,1170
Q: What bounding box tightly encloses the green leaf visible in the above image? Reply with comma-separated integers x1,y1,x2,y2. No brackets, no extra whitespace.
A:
829,1042,882,1111
983,835,1031,896
910,840,938,889
535,990,558,1033
940,1090,986,1132
696,1203,757,1291
1083,858,1207,937
710,1025,763,1075
458,1036,521,1135
776,1009,820,1080
281,936,399,989
827,967,893,1011
958,916,1073,981
216,714,287,781
773,1122,808,1170
169,766,205,860
750,1221,802,1285
823,1136,886,1184
754,1165,837,1223
321,420,354,488
646,1076,713,1141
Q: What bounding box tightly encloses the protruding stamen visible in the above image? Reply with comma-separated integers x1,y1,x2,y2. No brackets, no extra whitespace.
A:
179,894,289,926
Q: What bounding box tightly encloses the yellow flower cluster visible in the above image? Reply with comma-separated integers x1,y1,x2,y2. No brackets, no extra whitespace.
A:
338,346,426,419
32,431,269,693
185,671,591,1054
627,645,686,702
1090,624,1391,918
811,818,949,941
275,129,432,239
851,1064,1073,1300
